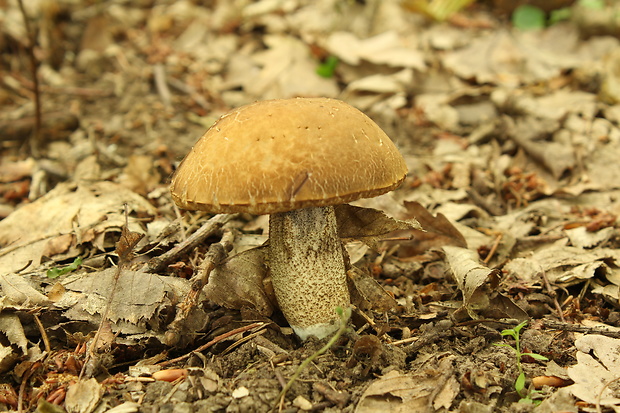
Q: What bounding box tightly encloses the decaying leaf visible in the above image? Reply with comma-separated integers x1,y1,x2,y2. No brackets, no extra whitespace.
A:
0,313,28,373
348,267,398,312
504,244,620,286
443,246,526,320
0,273,51,306
325,30,425,69
335,204,422,250
0,182,156,274
395,201,467,257
356,356,457,413
57,269,192,335
443,246,495,315
64,378,103,413
568,335,620,408
204,247,274,316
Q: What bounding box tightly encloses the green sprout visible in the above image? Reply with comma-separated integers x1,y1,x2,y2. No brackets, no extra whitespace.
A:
496,321,549,405
46,257,82,279
316,56,339,78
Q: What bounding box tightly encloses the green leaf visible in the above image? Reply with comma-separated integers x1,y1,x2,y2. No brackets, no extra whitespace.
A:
515,371,526,394
548,7,571,25
46,257,82,279
522,352,549,361
316,56,339,78
513,320,528,334
500,329,517,339
512,5,546,30
578,0,605,10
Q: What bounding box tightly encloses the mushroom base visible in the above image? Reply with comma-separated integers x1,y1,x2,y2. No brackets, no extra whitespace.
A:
269,206,350,340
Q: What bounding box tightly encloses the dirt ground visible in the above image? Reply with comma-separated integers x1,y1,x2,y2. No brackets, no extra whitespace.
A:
2,0,620,412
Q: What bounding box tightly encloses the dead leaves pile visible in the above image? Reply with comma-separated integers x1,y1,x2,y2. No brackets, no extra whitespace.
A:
2,0,620,412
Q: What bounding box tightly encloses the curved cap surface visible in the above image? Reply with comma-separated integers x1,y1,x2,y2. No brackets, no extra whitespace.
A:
170,97,407,214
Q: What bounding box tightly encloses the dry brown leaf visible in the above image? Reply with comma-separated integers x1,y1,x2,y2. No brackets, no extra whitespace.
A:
325,31,425,69
0,313,28,373
117,155,161,196
204,247,274,316
335,204,421,250
65,378,103,413
443,246,527,320
0,273,51,306
397,201,466,257
348,267,397,312
568,335,620,408
0,181,156,273
246,35,339,100
504,245,620,286
57,269,193,335
356,356,456,413
443,26,586,86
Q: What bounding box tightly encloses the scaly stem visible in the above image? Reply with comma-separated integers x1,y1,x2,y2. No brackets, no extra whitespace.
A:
269,206,350,340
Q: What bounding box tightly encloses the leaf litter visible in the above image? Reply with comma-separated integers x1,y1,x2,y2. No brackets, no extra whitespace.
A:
1,0,620,412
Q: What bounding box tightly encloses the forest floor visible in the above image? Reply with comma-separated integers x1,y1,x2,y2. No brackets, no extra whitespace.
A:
2,0,620,412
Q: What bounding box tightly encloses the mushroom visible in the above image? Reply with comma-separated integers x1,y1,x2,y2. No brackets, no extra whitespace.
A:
170,97,407,340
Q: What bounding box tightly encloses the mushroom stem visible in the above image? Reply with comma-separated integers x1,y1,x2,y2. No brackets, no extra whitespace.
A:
269,206,350,340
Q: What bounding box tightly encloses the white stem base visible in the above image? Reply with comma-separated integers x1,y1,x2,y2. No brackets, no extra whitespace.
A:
269,206,350,340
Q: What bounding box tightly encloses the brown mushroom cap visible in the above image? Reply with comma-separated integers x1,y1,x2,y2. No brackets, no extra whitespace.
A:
170,97,407,214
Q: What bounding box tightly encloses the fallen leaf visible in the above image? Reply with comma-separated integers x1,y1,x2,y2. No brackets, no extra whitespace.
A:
568,335,620,408
204,247,274,316
335,204,421,250
325,31,425,69
396,201,467,257
0,273,51,306
0,182,156,273
0,313,28,373
356,356,456,413
443,246,527,320
348,267,398,312
57,269,193,335
65,378,102,413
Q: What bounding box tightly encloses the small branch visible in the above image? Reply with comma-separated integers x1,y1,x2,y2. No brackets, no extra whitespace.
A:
143,214,235,273
542,319,620,339
164,230,234,346
158,322,267,367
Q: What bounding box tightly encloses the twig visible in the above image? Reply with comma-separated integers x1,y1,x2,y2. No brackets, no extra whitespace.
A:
17,362,41,413
220,328,267,356
542,319,620,338
483,232,502,264
539,269,566,322
33,314,51,354
273,308,351,412
167,77,211,110
153,63,172,109
80,206,144,379
158,322,267,367
143,214,235,273
164,229,234,346
596,376,620,413
16,0,42,156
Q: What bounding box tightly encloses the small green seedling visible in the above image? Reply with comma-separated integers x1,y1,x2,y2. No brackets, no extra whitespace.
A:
512,5,546,30
496,321,549,405
46,257,82,279
316,56,339,78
